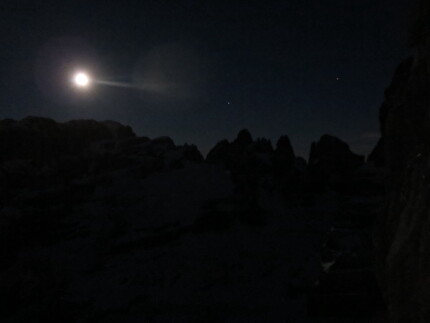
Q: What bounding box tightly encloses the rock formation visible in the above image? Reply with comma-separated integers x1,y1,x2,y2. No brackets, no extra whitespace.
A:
0,117,203,193
273,135,295,176
308,134,365,189
367,138,385,168
206,129,274,178
375,1,430,322
0,116,135,165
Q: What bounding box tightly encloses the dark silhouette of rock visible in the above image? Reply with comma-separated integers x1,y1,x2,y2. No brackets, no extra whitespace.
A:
206,129,272,226
294,157,307,175
0,117,135,166
378,57,415,180
273,135,295,173
276,135,294,156
207,132,311,203
0,117,204,192
367,138,385,168
205,139,230,164
308,135,364,188
375,2,430,322
181,144,205,163
206,129,272,176
233,128,253,147
252,138,273,154
100,120,136,140
271,135,300,198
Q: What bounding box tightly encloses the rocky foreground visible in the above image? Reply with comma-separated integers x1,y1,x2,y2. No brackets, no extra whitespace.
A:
0,117,385,322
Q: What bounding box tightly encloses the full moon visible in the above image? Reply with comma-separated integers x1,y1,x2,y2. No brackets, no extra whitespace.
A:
73,72,90,87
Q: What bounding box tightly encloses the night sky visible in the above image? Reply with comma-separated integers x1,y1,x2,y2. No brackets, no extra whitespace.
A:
0,0,413,157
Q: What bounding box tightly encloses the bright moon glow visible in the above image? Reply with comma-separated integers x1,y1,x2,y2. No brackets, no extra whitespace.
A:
73,72,90,87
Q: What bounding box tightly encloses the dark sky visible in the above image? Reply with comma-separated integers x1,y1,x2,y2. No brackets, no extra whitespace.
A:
0,0,413,157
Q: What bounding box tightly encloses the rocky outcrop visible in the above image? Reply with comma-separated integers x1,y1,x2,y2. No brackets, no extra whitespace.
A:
308,135,364,189
0,116,135,165
375,2,430,322
206,129,274,177
233,128,253,147
273,135,295,176
0,117,203,195
207,130,369,200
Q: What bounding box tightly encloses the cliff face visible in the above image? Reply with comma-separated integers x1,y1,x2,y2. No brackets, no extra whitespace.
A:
376,2,430,322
